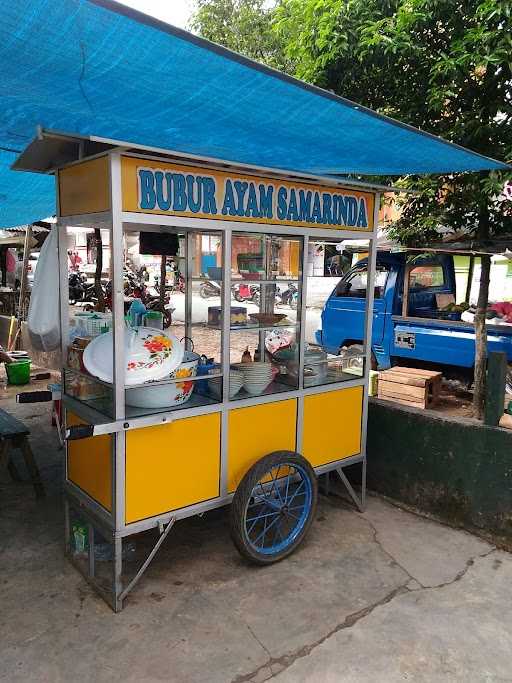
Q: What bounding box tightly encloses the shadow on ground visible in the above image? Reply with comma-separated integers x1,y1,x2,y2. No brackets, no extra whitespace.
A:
1,395,511,682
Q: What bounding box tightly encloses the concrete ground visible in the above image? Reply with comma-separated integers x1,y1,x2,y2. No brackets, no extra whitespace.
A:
1,392,511,682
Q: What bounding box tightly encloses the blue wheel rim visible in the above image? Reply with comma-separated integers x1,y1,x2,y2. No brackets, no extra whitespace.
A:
243,462,313,555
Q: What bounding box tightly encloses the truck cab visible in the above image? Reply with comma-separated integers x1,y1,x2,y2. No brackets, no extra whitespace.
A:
316,251,512,373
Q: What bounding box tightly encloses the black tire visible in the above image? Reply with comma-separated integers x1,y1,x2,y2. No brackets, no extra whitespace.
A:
162,309,173,328
230,451,318,565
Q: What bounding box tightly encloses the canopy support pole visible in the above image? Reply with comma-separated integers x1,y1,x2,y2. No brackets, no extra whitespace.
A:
402,262,412,318
465,255,475,304
12,226,32,350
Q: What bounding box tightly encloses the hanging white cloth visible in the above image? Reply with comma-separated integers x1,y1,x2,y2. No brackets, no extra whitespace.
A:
27,227,60,351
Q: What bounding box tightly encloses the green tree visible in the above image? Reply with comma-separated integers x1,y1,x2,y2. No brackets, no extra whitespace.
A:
274,0,512,417
191,0,512,417
190,0,287,70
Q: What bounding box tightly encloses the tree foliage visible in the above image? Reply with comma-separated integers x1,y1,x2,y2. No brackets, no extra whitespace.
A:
274,0,512,243
192,0,512,416
190,0,288,69
193,0,512,241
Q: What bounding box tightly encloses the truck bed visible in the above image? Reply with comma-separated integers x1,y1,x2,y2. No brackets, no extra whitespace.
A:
390,315,512,368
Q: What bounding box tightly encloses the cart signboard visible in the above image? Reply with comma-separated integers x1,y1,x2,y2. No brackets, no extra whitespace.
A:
121,156,374,231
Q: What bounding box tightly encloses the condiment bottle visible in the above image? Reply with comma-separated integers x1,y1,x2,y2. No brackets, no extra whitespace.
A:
241,346,252,363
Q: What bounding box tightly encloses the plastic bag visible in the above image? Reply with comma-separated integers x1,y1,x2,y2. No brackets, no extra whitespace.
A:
27,227,61,351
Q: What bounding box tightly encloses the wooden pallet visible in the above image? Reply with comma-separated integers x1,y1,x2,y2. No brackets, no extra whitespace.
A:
377,367,442,409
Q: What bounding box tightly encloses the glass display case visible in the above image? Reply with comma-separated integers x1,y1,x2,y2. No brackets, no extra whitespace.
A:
226,232,302,399
62,228,377,419
62,224,116,418
121,228,225,418
302,238,372,388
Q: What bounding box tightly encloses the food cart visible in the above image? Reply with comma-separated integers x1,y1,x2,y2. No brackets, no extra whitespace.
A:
17,131,379,611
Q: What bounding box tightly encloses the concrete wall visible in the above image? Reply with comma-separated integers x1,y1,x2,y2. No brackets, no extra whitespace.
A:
366,399,512,540
0,315,61,369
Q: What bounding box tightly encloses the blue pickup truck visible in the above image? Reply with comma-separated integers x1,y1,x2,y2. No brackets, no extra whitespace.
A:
316,251,512,381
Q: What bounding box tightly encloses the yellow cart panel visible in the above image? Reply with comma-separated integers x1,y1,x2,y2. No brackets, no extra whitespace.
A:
228,399,297,493
67,412,112,511
125,412,221,523
58,156,111,216
302,386,363,467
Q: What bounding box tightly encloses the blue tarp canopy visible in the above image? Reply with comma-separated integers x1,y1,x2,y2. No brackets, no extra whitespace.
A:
0,0,509,227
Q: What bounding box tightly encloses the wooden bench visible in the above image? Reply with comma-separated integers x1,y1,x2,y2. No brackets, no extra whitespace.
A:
0,408,44,498
378,367,442,409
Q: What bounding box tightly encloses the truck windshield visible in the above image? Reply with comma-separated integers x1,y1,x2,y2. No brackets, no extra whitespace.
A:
335,265,389,299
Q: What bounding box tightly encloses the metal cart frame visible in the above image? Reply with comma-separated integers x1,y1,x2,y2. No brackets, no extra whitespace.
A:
28,137,379,611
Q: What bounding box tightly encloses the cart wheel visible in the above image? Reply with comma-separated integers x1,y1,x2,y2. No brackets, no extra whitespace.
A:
230,451,317,565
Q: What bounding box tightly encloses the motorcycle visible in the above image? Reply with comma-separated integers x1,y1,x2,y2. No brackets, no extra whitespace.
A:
231,282,260,305
199,279,222,299
154,268,185,295
104,275,174,327
278,282,298,309
173,270,186,294
69,272,98,305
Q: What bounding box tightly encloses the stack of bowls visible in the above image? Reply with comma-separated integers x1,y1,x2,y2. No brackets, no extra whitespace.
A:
208,368,244,399
236,362,275,395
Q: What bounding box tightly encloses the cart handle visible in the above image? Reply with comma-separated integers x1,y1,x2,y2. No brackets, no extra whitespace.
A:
66,424,94,440
17,391,53,404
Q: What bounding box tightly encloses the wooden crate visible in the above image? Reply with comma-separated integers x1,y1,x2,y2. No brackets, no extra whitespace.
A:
377,367,442,409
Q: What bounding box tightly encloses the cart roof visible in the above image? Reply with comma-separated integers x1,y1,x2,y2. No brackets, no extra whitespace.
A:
0,0,510,228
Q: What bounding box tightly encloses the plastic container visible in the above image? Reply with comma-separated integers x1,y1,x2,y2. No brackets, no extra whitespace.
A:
128,298,147,327
72,523,88,554
85,314,111,336
6,359,31,385
143,310,163,329
196,358,217,392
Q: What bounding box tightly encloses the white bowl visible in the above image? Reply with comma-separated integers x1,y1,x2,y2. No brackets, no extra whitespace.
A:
208,370,244,399
84,326,184,386
126,351,199,409
233,362,273,372
243,373,273,381
242,365,273,372
244,379,273,395
239,367,273,377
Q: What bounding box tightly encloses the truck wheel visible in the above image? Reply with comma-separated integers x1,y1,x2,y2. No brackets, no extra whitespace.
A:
230,451,317,565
